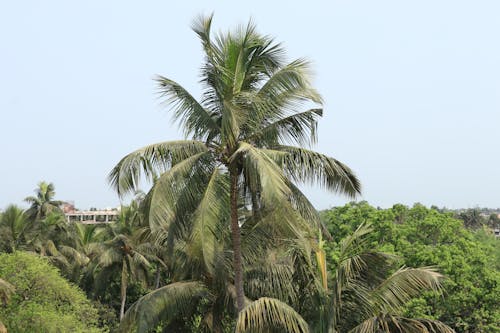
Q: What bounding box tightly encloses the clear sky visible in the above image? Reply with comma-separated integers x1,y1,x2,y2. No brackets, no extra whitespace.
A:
1,1,499,210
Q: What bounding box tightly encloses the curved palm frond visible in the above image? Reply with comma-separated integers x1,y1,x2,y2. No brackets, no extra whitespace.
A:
232,142,291,205
147,151,213,234
190,166,230,274
248,108,323,147
119,281,210,333
156,76,219,140
274,146,361,198
108,140,208,197
371,267,443,313
351,314,455,333
236,297,309,333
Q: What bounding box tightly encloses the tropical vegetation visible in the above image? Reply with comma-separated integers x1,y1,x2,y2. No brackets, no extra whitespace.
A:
0,15,498,333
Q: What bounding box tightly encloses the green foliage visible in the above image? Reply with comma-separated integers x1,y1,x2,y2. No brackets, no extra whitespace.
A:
322,202,500,333
0,251,106,333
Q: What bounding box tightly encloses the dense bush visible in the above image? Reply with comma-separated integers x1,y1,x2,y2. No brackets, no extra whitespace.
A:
0,251,106,333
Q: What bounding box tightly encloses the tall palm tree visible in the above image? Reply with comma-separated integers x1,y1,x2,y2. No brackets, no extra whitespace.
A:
24,181,64,220
109,15,361,312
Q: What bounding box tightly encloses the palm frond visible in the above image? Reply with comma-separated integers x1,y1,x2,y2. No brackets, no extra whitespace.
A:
371,267,444,313
108,140,208,197
232,142,291,205
350,314,455,333
156,76,219,140
147,151,213,233
274,146,361,198
119,281,210,333
249,108,323,147
236,297,309,333
190,167,230,274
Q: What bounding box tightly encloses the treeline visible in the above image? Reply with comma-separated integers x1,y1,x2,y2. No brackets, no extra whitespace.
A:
0,183,498,332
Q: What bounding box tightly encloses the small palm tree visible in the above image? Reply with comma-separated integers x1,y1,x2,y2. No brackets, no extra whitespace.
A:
308,224,455,333
109,15,361,313
95,205,152,320
0,205,32,252
24,181,64,220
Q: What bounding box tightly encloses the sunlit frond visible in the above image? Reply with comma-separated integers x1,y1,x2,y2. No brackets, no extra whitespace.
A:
351,314,455,333
232,142,291,205
371,267,443,313
190,167,230,274
236,297,309,333
108,140,208,197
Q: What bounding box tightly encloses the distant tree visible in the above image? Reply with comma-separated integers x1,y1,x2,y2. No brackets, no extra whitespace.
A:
95,204,152,320
0,205,31,252
456,208,486,229
24,181,64,220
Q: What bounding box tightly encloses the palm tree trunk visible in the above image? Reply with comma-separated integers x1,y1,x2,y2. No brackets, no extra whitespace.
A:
120,260,128,320
229,168,245,312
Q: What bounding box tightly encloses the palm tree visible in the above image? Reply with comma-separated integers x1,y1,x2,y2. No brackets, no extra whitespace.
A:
109,15,361,312
95,205,152,320
24,181,64,220
0,205,32,252
306,224,455,333
118,203,316,333
58,223,106,284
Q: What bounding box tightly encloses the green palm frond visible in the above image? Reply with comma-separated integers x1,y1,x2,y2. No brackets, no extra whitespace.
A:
236,297,309,333
371,267,443,313
350,314,455,333
274,146,361,198
232,142,291,205
245,262,297,304
249,108,323,147
108,140,208,197
119,281,210,333
156,76,219,140
147,151,212,228
190,167,230,274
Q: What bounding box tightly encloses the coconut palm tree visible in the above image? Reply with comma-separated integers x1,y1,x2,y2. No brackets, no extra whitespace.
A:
95,205,153,320
24,181,64,221
118,203,316,333
0,205,32,252
305,224,455,333
109,14,361,313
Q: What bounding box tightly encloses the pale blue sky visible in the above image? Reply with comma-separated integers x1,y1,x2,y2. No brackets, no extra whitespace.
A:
1,1,499,210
